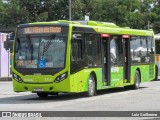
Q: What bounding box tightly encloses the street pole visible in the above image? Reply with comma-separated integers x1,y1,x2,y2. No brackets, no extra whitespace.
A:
69,0,71,21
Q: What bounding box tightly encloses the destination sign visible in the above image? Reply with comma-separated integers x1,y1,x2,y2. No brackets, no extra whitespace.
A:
24,27,61,34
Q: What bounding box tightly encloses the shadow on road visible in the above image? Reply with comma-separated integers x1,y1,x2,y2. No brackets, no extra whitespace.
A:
96,86,147,96
0,86,147,104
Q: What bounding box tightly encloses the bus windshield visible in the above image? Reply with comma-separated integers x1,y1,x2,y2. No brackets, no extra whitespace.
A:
14,26,68,69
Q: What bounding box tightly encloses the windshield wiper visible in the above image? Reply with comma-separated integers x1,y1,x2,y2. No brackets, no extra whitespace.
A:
26,35,33,60
42,34,56,54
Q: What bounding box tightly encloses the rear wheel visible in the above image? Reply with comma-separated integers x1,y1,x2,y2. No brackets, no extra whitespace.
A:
154,66,158,81
37,92,49,97
86,75,96,97
124,70,140,90
132,70,140,89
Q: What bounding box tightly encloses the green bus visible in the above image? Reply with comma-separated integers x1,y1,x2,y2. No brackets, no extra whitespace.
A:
12,20,155,97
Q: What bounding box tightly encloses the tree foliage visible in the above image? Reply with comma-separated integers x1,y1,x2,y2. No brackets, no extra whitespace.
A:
1,0,160,33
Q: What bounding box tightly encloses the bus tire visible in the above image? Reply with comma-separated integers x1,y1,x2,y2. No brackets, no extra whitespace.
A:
86,74,96,97
132,70,140,89
37,92,49,97
154,66,158,81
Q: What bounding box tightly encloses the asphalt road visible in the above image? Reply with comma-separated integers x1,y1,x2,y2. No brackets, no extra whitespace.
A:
0,80,160,120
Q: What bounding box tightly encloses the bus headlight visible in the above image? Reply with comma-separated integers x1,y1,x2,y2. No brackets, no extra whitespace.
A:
12,73,23,83
54,72,68,83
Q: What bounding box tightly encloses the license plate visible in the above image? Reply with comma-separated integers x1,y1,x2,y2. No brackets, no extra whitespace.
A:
34,88,43,92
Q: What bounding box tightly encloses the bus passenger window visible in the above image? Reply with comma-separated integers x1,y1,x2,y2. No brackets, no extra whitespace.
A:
71,39,82,61
148,36,155,63
110,35,123,66
85,34,100,66
140,37,147,63
71,43,78,61
110,38,117,64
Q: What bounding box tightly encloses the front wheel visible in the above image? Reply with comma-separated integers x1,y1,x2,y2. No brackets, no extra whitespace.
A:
37,92,49,97
86,75,96,97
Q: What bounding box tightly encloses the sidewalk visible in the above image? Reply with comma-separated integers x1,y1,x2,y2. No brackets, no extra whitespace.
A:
0,77,12,81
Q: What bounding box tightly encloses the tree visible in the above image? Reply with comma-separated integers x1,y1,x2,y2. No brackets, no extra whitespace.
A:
91,0,132,26
71,0,84,20
0,0,160,34
1,0,29,26
43,0,69,21
151,0,160,33
0,0,5,25
19,0,48,22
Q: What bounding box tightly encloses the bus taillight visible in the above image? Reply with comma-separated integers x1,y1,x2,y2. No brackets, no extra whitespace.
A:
122,35,130,39
100,34,110,38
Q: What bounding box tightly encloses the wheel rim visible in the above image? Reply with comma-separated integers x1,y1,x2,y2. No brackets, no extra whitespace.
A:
88,77,95,95
135,73,139,88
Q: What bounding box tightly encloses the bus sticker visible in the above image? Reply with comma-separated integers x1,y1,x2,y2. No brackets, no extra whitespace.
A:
111,67,119,72
38,59,46,68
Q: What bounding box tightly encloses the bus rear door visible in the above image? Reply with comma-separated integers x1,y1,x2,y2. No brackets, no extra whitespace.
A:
122,35,131,83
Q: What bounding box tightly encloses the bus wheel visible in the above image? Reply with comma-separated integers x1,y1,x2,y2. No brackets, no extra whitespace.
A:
133,71,140,89
86,75,96,97
37,92,49,97
154,66,158,81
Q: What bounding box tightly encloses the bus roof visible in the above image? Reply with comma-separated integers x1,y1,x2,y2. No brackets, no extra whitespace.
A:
19,20,154,36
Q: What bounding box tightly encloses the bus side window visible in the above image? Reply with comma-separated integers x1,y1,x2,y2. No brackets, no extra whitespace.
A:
110,38,117,64
130,36,141,63
84,34,101,66
110,35,123,66
70,33,86,74
148,36,155,63
140,37,147,63
71,42,78,61
71,39,83,61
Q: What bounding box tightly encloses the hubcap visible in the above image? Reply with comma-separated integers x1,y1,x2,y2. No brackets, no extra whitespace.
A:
135,73,139,88
88,77,95,95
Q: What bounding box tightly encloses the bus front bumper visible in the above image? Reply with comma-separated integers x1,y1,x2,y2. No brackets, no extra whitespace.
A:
12,78,70,93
